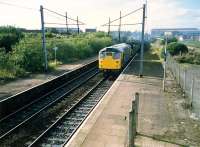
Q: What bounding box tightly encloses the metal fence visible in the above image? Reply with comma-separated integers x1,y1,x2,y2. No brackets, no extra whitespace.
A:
167,55,200,118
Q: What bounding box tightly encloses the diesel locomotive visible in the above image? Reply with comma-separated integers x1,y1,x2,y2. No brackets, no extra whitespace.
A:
99,43,135,75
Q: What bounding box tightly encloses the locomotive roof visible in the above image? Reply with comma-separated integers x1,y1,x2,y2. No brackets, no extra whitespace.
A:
100,43,130,52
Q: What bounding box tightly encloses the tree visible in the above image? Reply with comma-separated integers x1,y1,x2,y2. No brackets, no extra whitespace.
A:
0,26,24,53
167,42,188,56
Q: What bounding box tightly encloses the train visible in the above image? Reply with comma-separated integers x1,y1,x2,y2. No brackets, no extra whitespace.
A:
98,43,136,75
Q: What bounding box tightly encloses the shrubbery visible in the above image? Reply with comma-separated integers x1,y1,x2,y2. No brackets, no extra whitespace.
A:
0,26,24,53
167,42,188,55
161,42,188,57
175,51,200,65
0,30,112,81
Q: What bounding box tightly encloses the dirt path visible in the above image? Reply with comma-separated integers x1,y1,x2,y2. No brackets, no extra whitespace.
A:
0,56,97,101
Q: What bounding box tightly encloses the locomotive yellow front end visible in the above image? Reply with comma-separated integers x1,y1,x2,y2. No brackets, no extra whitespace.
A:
99,48,122,73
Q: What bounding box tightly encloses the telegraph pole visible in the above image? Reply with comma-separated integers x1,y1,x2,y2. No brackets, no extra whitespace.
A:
108,17,111,36
66,12,69,34
139,4,146,77
77,16,80,34
118,11,122,42
40,5,48,72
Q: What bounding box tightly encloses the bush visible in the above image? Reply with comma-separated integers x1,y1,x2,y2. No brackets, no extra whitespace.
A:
175,51,200,65
12,43,44,72
166,42,188,56
0,32,112,80
0,26,24,53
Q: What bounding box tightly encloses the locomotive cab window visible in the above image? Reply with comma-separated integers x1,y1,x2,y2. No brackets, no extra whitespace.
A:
99,51,106,59
105,47,121,59
113,52,121,59
106,52,113,56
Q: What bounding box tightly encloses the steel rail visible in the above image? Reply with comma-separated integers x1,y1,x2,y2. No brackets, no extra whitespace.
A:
0,68,99,141
28,53,138,147
28,78,106,147
0,61,97,123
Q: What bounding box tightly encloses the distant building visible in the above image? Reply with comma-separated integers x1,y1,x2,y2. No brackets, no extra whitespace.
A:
151,28,200,41
85,28,96,32
46,27,81,33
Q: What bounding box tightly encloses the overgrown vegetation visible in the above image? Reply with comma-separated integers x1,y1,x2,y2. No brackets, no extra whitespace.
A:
175,51,200,65
0,26,112,81
166,42,188,55
155,37,200,65
160,41,188,57
181,40,200,49
0,26,24,53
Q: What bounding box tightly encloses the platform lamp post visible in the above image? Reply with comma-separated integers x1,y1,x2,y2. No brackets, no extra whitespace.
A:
163,32,172,91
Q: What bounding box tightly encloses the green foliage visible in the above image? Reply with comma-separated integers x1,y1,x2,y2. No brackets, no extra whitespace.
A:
0,32,112,80
175,51,200,65
0,26,24,53
0,50,26,80
181,40,200,49
12,41,44,72
167,42,188,56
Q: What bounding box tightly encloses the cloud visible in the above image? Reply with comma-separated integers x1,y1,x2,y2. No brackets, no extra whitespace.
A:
147,0,200,29
0,0,199,30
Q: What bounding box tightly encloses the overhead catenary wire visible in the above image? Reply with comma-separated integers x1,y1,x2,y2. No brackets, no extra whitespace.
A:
0,1,39,11
45,22,85,26
43,7,85,25
103,23,142,27
101,7,143,26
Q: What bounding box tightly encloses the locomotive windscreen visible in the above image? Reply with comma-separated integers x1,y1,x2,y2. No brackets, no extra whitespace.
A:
106,48,120,53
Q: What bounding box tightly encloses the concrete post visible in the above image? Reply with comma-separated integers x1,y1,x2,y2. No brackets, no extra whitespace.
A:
139,4,146,77
40,5,48,72
129,111,134,147
135,93,139,130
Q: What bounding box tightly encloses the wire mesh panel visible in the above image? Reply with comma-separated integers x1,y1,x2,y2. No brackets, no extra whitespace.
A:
167,55,200,118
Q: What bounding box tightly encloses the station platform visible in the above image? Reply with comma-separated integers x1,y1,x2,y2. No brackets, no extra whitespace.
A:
65,55,179,147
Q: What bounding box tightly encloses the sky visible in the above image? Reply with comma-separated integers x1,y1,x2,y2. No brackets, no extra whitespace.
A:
0,0,199,32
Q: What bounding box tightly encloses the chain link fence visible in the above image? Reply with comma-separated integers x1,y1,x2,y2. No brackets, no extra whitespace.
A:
167,55,200,118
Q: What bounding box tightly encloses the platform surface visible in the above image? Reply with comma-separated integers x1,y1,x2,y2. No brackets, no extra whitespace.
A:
66,58,179,147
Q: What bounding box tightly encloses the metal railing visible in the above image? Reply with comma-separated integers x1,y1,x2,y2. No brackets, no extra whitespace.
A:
167,55,200,118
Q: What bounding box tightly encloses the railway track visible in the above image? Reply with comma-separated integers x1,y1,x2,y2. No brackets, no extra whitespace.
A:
0,64,104,146
0,54,136,147
28,78,113,147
